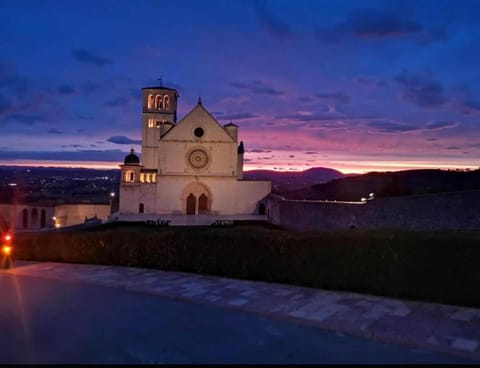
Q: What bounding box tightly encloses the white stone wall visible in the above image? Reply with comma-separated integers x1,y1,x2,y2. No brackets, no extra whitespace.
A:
158,141,237,176
156,177,270,215
118,183,157,214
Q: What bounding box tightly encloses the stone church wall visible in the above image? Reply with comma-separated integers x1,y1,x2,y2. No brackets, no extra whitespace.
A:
268,190,480,231
0,203,110,231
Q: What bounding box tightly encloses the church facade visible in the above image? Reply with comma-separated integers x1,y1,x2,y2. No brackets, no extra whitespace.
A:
117,85,271,218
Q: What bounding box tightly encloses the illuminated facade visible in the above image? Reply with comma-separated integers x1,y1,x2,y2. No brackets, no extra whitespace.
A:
118,85,271,216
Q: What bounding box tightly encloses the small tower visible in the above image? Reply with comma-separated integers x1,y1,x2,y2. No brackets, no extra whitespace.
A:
237,141,244,179
120,148,142,184
224,122,238,141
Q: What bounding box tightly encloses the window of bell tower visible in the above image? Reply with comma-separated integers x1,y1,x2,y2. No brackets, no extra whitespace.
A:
163,95,170,110
147,94,154,109
125,170,135,182
155,95,163,110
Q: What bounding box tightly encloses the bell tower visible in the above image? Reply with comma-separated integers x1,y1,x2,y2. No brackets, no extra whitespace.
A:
141,82,179,169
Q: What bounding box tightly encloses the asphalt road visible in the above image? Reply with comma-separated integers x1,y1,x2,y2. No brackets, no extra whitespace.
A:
0,271,472,364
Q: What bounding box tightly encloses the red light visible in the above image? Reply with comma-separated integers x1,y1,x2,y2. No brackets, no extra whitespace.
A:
4,233,12,242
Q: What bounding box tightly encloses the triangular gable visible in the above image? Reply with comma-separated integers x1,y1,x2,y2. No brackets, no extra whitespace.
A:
162,104,235,142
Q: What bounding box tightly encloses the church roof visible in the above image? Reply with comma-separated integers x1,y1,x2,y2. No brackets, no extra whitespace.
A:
161,103,236,142
224,122,238,127
124,148,140,165
142,86,178,91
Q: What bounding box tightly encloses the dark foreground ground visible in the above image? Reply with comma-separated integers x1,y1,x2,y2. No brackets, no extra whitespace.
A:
0,261,477,364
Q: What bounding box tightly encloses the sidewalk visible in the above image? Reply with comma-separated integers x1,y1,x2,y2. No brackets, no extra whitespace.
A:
7,261,480,362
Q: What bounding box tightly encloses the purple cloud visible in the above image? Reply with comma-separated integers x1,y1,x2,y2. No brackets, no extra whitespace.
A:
72,49,113,67
0,149,127,162
425,121,458,130
368,120,419,133
230,81,285,96
218,112,259,120
394,70,447,108
6,113,48,125
47,128,63,134
316,92,351,104
346,9,422,39
107,136,142,145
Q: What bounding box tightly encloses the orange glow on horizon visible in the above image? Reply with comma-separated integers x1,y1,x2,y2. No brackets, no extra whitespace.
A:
0,159,477,175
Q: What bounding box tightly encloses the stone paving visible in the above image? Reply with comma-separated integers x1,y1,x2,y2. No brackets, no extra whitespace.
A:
6,261,480,362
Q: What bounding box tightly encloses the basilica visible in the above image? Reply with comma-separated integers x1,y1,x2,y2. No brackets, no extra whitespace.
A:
116,84,271,220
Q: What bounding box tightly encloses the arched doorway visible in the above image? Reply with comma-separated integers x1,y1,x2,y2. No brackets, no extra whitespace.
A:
139,203,144,213
258,203,266,215
40,209,46,228
198,194,208,214
186,194,196,215
182,182,212,215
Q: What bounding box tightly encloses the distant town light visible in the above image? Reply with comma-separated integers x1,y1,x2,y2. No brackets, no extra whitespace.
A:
110,192,116,198
52,216,56,221
8,183,17,186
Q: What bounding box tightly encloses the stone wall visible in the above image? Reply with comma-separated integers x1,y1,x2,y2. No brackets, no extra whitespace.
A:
268,190,480,231
0,203,110,231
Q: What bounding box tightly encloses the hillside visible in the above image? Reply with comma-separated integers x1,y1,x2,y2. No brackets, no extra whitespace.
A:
243,167,345,193
283,169,480,201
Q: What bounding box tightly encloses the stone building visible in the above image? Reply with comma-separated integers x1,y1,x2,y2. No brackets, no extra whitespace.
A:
116,84,271,221
0,203,110,231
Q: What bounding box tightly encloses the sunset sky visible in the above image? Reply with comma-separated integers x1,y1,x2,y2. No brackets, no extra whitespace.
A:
1,0,479,173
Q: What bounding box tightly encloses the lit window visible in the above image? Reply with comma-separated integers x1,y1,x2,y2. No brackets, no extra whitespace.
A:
148,118,155,128
156,121,161,128
164,95,170,109
147,94,154,109
155,95,163,110
125,170,135,182
140,173,145,183
146,174,151,183
152,174,157,183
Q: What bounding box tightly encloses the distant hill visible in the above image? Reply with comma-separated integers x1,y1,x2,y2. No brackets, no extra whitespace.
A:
244,167,345,193
283,169,480,201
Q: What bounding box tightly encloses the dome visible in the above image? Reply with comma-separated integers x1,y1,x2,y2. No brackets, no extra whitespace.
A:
124,148,140,165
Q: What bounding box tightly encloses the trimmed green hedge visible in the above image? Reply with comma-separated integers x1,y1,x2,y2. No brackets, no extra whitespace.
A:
14,224,480,308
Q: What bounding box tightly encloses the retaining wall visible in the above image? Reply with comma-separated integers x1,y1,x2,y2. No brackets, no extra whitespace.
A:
268,190,480,231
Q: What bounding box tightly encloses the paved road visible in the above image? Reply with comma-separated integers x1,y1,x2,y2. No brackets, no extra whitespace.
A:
0,268,472,364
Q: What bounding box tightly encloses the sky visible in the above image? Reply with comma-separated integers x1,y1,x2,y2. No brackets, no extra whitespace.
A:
1,0,480,174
